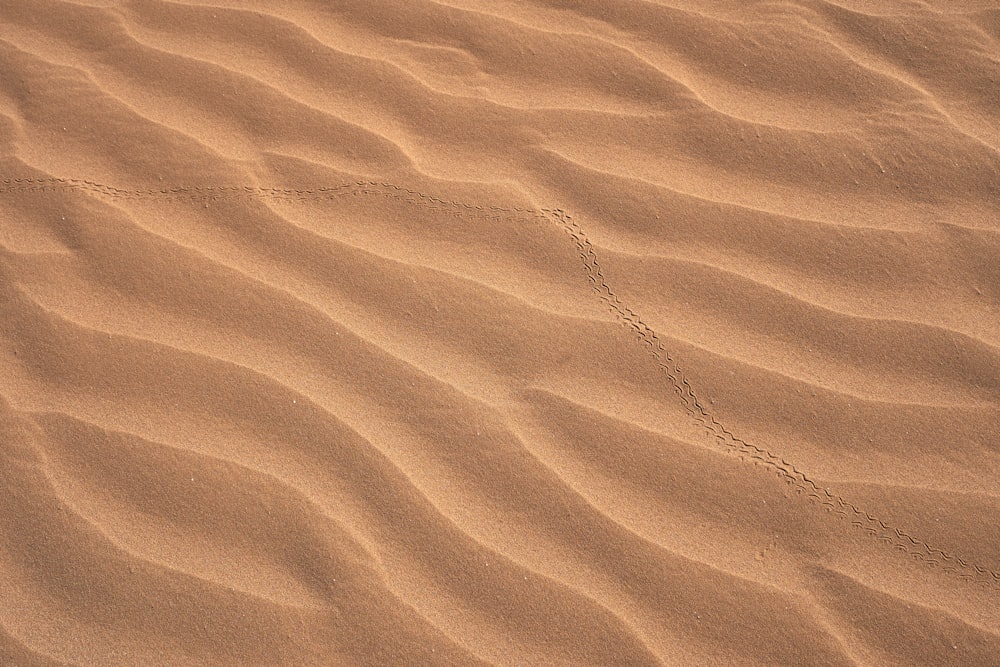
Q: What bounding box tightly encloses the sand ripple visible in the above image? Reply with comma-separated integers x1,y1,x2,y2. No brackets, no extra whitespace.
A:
1,1,998,665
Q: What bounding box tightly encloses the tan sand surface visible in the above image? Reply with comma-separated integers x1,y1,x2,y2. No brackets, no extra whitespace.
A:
1,1,999,665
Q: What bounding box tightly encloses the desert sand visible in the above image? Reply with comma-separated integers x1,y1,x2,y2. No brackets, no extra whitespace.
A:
1,1,999,665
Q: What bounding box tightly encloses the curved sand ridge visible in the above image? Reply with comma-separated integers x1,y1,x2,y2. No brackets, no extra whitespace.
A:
1,1,999,665
2,178,998,666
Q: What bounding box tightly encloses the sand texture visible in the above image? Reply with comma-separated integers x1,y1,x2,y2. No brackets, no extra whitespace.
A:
1,1,999,665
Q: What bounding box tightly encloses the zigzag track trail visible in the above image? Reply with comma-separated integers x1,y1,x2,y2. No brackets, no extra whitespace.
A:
4,175,998,591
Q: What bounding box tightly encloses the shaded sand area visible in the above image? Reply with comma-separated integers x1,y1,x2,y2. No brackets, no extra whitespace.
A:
1,1,999,665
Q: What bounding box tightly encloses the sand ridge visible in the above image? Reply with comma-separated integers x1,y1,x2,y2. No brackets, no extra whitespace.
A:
1,1,999,665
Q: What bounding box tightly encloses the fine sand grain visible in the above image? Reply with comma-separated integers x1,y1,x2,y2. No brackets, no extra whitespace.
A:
1,1,999,665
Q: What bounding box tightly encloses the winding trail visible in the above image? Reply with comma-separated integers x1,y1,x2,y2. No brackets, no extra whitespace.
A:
4,175,996,592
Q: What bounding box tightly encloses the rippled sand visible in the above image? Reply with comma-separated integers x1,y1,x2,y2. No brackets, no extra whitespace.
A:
1,1,998,665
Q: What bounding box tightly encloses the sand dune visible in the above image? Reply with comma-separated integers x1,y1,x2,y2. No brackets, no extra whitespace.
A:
1,1,998,665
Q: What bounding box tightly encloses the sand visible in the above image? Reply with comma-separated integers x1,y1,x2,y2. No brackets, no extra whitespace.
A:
1,1,999,665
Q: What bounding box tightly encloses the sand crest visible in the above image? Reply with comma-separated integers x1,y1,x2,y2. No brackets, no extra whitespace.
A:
1,1,998,665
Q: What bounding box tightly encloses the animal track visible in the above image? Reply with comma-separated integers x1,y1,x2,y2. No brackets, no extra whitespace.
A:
3,175,998,590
